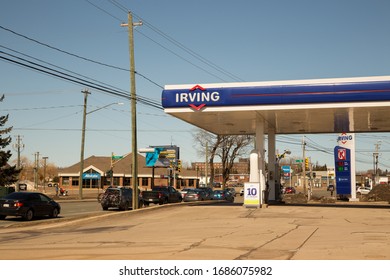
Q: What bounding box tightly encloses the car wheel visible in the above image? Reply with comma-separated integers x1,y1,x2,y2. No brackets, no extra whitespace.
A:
0,215,6,220
24,209,34,221
102,206,108,211
144,202,149,207
50,208,59,218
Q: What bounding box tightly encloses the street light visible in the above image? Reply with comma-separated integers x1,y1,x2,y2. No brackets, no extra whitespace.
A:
275,149,291,200
79,89,123,200
278,149,291,160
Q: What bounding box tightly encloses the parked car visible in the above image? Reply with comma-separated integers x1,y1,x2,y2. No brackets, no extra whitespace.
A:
226,187,236,196
0,191,61,221
356,187,371,195
197,187,213,199
284,186,296,194
183,189,207,202
180,188,195,198
141,186,182,206
100,186,143,211
210,190,234,202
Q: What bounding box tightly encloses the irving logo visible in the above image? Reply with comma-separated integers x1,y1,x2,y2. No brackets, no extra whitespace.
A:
175,85,220,111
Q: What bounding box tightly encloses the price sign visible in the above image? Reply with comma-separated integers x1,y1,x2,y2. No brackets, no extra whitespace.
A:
334,146,351,195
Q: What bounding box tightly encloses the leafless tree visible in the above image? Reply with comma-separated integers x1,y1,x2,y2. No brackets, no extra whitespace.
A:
193,129,253,187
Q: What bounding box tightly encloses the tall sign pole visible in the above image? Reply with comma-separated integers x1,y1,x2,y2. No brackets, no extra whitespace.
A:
122,12,142,210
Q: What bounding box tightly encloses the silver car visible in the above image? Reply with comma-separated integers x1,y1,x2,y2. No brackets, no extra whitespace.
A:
180,188,195,198
183,189,207,202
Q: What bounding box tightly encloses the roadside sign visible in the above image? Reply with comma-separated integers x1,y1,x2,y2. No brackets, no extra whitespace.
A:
112,155,123,160
281,165,290,172
82,173,101,179
145,145,180,167
243,182,260,208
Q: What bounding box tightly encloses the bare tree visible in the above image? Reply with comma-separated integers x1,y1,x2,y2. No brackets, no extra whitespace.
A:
218,135,253,186
193,130,223,186
193,129,253,187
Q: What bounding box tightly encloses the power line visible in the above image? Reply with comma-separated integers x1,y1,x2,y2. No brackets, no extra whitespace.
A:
94,1,245,82
0,25,164,89
135,30,230,82
0,50,163,110
1,105,82,111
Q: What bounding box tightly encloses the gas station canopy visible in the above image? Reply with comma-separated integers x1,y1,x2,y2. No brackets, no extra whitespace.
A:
161,76,390,135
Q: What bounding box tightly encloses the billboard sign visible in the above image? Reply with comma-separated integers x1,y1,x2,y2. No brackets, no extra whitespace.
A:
145,145,180,167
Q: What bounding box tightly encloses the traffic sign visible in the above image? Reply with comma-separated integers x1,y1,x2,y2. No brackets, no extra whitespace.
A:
112,155,123,160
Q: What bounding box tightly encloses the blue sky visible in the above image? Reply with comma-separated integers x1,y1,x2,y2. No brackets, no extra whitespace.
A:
1,0,390,171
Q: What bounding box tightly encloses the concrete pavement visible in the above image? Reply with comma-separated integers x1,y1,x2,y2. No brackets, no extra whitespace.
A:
1,196,390,260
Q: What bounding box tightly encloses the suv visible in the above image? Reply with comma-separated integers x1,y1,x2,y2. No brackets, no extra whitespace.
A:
100,187,143,211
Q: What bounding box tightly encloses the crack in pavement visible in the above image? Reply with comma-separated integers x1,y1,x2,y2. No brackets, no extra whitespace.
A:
234,225,319,260
172,230,239,257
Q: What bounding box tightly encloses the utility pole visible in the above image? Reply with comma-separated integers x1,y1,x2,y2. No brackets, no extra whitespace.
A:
13,135,24,170
42,156,48,193
373,142,381,184
13,135,24,191
302,136,306,196
34,152,39,190
79,89,90,199
121,12,142,210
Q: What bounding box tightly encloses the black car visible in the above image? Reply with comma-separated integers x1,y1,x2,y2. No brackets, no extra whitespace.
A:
210,190,234,202
0,192,61,221
100,187,143,211
197,187,213,199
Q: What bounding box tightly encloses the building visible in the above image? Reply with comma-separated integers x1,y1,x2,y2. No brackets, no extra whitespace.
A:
191,158,250,185
58,153,199,191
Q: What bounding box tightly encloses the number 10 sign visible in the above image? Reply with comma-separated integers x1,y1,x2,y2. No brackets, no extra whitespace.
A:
244,182,261,208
